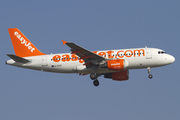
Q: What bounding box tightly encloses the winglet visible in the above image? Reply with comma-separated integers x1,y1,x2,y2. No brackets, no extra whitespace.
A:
62,40,67,45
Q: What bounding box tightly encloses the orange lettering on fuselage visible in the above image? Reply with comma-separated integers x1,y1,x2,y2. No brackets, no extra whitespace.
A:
106,50,114,58
62,54,70,62
52,49,145,63
71,54,78,61
98,52,106,57
79,59,84,63
124,50,133,57
93,51,98,54
52,55,61,62
117,51,124,58
134,49,145,57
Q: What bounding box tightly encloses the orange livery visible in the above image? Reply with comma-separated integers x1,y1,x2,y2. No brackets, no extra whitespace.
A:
6,28,175,86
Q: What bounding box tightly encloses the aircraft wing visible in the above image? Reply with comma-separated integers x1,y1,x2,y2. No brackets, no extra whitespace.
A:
62,40,105,63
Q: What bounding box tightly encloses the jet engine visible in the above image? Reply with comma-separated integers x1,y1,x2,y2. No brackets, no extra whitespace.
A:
100,59,128,70
104,70,129,81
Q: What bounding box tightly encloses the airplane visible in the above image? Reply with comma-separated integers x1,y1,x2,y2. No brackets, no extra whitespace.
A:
6,28,175,86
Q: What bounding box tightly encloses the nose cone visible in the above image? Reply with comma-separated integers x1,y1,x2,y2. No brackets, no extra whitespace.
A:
168,55,175,64
170,55,175,63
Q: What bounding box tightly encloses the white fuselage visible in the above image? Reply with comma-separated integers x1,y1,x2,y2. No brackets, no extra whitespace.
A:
7,28,175,86
6,47,175,74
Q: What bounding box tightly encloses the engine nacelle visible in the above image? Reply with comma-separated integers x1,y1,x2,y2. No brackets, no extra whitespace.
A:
104,70,129,81
100,59,128,70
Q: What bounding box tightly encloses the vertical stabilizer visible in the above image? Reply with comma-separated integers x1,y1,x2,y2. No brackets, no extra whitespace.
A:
8,28,46,57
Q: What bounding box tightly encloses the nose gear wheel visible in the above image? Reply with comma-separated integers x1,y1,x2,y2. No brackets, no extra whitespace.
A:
148,74,153,79
147,67,153,79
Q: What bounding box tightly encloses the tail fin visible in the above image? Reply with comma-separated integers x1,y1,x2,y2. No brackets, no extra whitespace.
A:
8,28,46,57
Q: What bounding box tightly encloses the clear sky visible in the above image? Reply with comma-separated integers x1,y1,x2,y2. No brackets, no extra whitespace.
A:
0,0,180,120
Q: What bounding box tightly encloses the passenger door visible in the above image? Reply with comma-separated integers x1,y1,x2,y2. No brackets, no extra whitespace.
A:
42,56,48,70
146,48,152,59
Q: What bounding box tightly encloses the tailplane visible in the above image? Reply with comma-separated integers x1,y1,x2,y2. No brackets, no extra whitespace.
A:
8,28,46,57
7,54,30,63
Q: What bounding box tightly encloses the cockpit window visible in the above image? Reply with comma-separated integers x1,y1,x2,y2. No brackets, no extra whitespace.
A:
158,51,166,54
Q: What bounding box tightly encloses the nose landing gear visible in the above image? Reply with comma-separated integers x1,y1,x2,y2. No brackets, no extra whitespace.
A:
147,67,153,79
90,73,100,87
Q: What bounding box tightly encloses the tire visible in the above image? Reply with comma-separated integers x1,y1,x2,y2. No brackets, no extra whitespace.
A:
93,80,99,86
90,73,96,80
148,74,153,79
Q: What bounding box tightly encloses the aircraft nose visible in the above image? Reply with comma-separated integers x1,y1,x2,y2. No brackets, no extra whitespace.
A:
171,55,175,63
168,55,175,64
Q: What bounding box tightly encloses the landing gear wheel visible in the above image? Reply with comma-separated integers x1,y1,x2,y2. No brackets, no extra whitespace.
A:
148,74,153,79
90,73,96,80
93,80,99,87
147,67,153,79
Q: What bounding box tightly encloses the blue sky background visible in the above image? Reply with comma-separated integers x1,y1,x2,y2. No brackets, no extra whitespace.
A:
0,0,179,120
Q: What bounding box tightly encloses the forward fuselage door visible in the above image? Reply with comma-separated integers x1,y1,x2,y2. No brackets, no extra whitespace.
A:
146,48,152,59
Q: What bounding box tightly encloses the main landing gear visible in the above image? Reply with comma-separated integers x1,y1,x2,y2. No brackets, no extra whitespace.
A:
147,67,153,79
90,73,100,87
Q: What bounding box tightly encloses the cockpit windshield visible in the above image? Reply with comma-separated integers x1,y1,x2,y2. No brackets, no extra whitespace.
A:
158,51,166,54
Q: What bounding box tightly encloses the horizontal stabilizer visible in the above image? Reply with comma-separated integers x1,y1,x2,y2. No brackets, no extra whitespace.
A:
7,54,30,63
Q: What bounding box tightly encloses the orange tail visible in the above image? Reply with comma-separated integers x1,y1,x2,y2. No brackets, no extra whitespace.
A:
8,28,46,57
